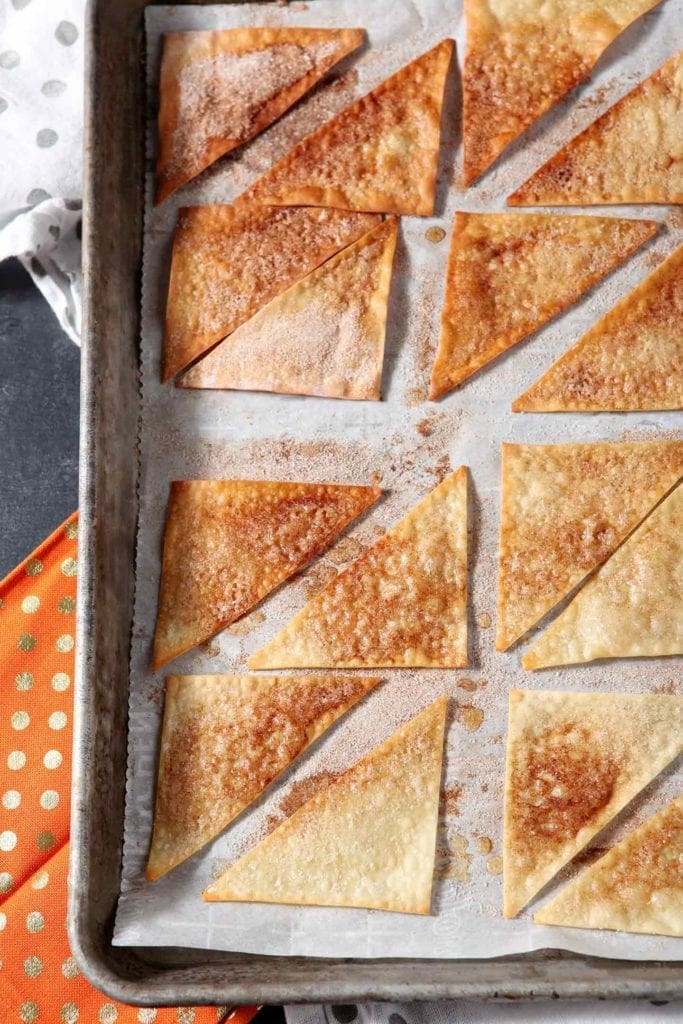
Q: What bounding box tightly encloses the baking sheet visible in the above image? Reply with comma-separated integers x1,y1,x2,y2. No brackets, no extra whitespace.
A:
113,0,683,959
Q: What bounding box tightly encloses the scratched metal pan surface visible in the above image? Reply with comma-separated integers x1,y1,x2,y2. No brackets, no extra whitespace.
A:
68,0,683,1006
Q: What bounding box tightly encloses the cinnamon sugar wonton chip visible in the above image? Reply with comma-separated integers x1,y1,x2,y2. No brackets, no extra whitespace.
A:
496,440,683,652
163,203,381,381
462,0,660,185
429,212,656,397
146,673,379,880
504,689,683,918
179,218,399,400
514,243,683,412
204,697,447,914
535,797,683,936
152,479,381,669
523,483,683,669
250,468,468,669
246,39,454,216
509,50,683,206
155,27,364,204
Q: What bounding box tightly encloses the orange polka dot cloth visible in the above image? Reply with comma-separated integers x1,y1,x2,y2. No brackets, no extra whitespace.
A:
0,512,258,1024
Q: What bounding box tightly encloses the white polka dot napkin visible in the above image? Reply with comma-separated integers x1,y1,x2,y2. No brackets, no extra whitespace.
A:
0,0,84,342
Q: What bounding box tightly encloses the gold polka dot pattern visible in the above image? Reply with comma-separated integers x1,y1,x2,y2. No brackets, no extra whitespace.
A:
36,831,56,852
0,514,230,1021
24,954,43,978
61,956,80,980
26,911,45,933
19,1001,40,1023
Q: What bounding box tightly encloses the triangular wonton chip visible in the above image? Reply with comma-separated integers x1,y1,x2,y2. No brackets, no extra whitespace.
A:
249,468,468,669
429,212,656,397
146,673,379,880
509,51,683,206
535,797,683,936
245,39,454,215
204,697,448,913
153,479,381,669
163,203,381,380
156,27,364,204
179,218,399,400
496,440,683,652
504,689,683,918
462,0,659,185
514,243,683,412
523,483,683,669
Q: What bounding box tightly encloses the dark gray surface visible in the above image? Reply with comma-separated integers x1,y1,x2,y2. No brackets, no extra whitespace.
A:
0,257,80,576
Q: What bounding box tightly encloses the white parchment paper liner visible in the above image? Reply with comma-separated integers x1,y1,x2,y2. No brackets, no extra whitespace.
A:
113,0,683,959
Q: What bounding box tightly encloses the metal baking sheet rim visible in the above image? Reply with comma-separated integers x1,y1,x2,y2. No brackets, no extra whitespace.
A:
68,0,683,1005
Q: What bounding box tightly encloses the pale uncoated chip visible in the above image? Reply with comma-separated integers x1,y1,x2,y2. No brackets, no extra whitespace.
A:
508,50,683,205
152,479,381,669
495,440,683,652
513,243,683,412
249,467,468,669
179,218,399,400
429,212,657,397
523,483,683,669
245,39,455,216
535,797,683,937
204,697,448,914
462,0,659,185
146,674,380,881
156,27,365,204
503,689,683,918
163,204,381,380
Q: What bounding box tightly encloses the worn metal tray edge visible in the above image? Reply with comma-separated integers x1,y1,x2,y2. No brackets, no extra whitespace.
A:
68,0,683,1005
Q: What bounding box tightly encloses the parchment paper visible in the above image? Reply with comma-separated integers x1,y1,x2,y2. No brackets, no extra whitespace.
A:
113,0,683,959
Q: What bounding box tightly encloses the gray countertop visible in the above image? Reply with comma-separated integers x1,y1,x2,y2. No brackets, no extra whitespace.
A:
0,258,80,577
